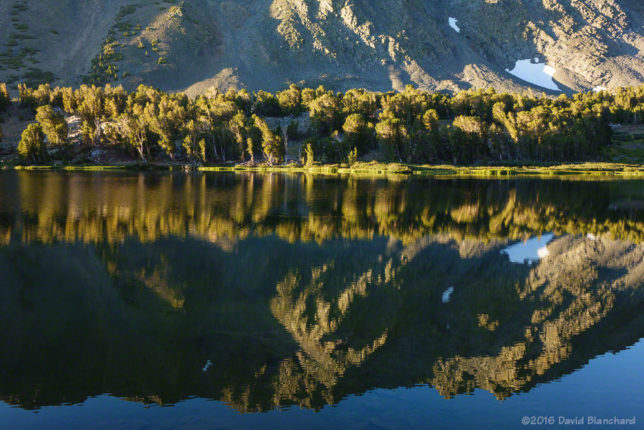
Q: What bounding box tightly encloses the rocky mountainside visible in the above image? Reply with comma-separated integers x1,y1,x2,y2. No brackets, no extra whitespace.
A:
0,0,643,95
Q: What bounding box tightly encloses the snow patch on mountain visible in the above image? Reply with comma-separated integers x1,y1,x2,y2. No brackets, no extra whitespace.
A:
506,59,561,91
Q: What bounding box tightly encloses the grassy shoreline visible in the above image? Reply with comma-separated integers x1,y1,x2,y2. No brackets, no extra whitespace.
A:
4,161,644,178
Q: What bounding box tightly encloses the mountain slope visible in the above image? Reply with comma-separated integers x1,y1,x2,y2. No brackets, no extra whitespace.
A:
0,0,643,94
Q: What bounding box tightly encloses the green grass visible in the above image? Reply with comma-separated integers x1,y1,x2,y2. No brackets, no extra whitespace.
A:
199,161,644,178
9,162,644,179
199,161,413,175
413,163,644,178
12,164,174,172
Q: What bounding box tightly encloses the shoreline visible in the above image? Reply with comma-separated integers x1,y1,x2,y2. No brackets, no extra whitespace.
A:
4,161,644,178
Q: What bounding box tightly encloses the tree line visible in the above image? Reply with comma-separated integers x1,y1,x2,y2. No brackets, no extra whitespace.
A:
2,81,644,165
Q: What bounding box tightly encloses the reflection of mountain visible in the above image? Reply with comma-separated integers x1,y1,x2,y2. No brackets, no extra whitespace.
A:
270,234,644,404
1,172,644,246
1,231,642,411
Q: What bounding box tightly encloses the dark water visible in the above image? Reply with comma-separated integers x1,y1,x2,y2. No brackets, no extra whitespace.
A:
0,171,642,429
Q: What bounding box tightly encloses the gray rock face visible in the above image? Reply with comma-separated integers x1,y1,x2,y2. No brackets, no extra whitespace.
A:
0,0,642,93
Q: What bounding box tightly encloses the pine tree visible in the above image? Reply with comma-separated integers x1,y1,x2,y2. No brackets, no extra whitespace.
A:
375,115,407,161
36,105,68,146
18,123,48,164
343,113,374,153
253,115,284,165
229,112,249,161
117,112,149,161
244,138,254,164
303,142,315,167
182,120,202,163
347,147,358,165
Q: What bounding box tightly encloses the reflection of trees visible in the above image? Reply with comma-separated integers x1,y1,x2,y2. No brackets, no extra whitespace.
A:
1,172,644,245
0,172,643,411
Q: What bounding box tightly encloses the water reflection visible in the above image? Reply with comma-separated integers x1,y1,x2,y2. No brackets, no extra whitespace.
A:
0,171,642,414
501,234,554,264
2,171,644,245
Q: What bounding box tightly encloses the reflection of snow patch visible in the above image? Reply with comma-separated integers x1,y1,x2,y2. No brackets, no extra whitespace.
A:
537,246,550,259
593,86,608,93
202,360,213,372
501,234,555,264
448,17,460,33
442,286,454,303
587,233,597,241
506,59,561,91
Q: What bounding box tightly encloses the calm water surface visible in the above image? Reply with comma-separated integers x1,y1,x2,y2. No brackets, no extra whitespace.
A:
0,171,642,429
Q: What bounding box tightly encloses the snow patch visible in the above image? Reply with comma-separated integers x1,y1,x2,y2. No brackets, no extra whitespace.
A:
593,86,608,93
506,59,561,91
448,17,460,33
202,360,213,372
587,233,597,241
442,286,454,304
501,234,555,264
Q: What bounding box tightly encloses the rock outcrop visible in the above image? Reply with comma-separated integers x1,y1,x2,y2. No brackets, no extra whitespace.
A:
1,0,642,94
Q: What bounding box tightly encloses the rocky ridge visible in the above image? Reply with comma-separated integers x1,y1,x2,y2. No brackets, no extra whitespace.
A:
0,0,642,94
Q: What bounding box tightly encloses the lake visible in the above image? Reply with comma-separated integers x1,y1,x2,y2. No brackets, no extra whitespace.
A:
0,171,642,429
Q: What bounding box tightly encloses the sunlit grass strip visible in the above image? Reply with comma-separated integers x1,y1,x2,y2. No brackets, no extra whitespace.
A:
200,162,644,177
199,162,413,175
419,163,644,177
9,162,644,177
12,164,174,171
